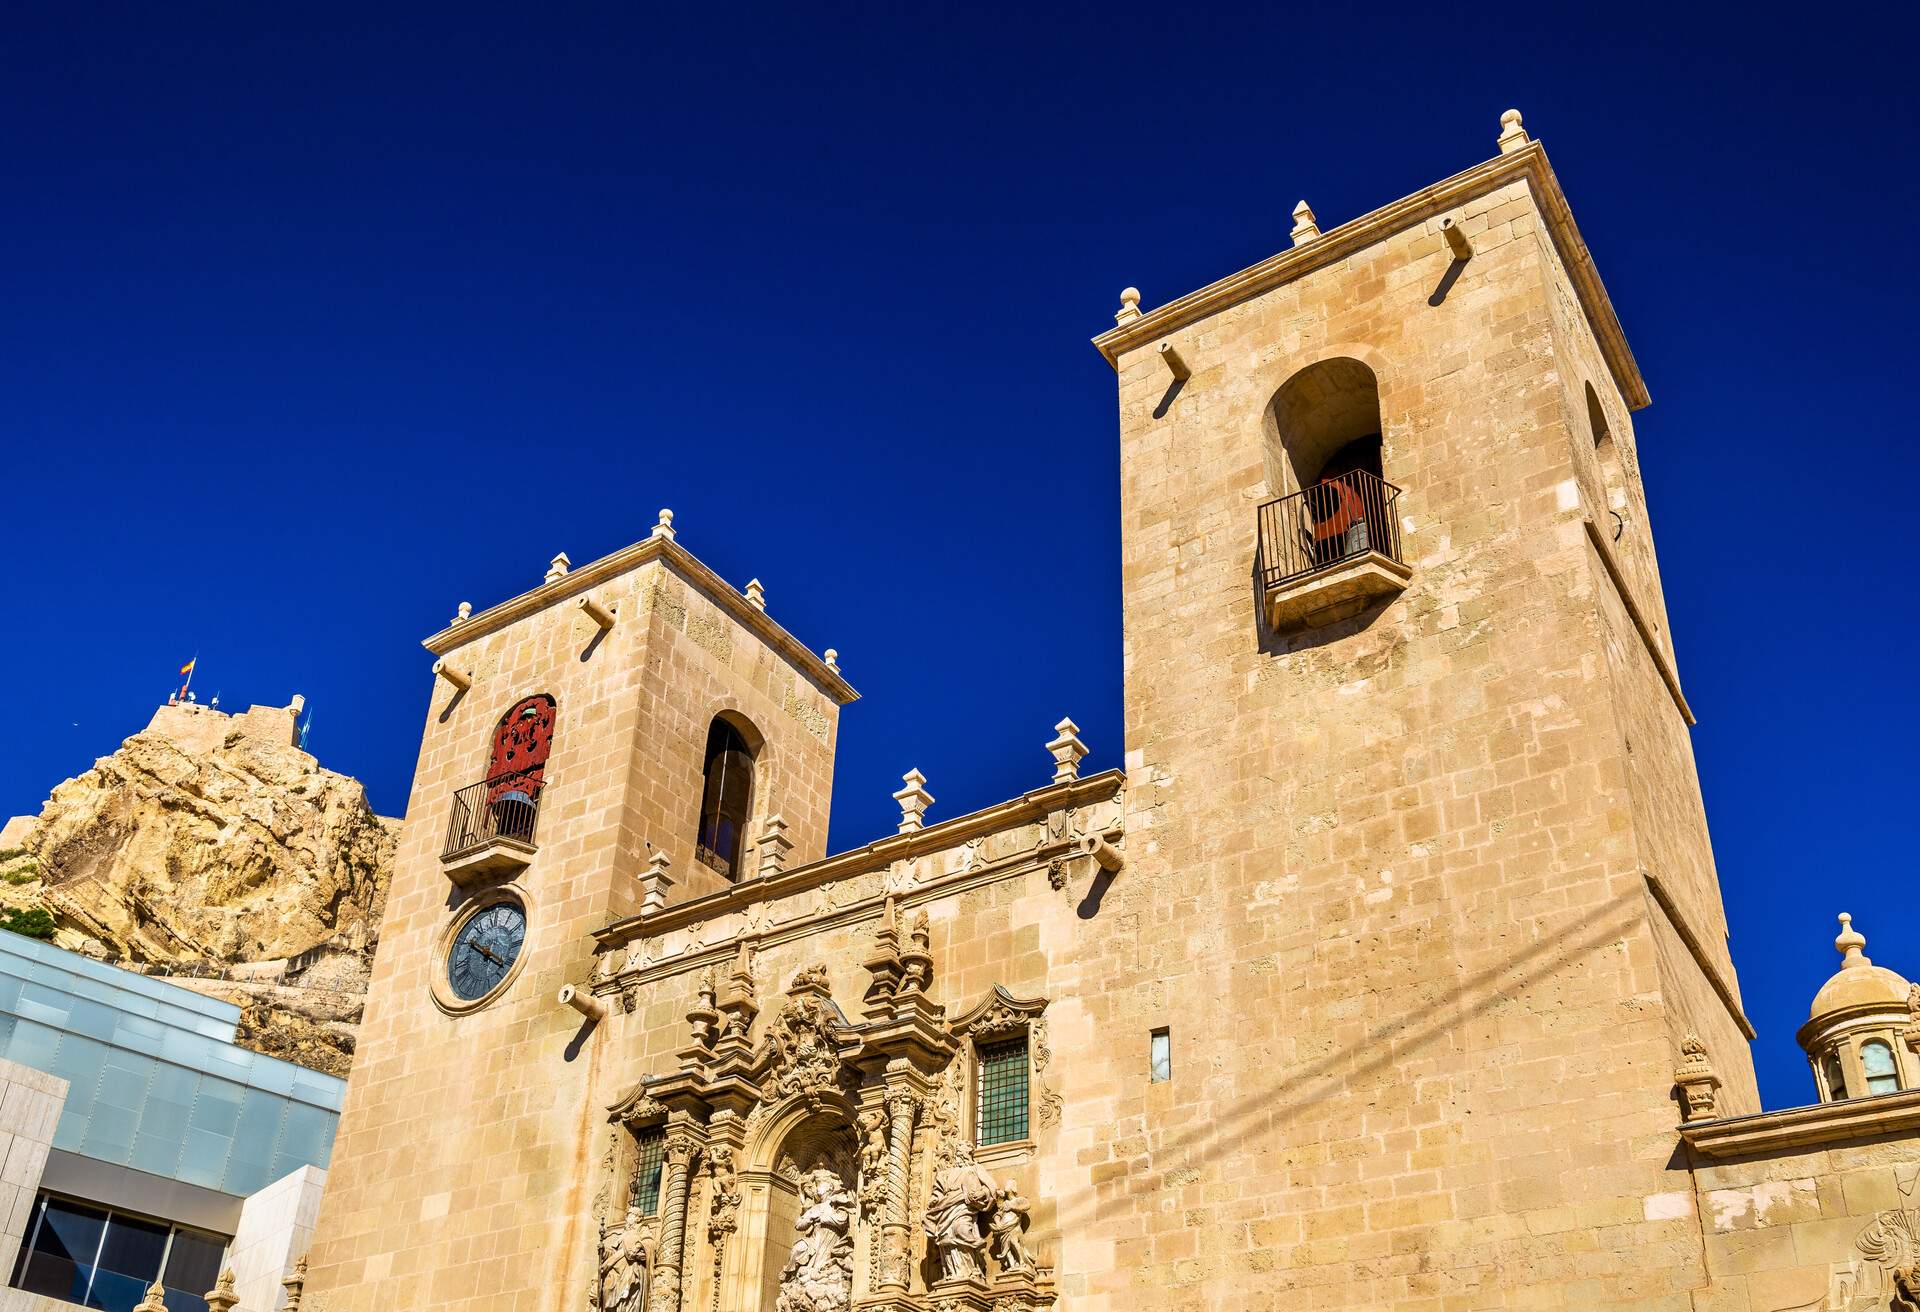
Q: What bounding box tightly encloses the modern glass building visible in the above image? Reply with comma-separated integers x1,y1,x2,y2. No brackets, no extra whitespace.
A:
0,933,343,1312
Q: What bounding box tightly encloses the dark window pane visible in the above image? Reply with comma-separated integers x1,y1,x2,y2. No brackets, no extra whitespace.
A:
88,1212,169,1312
161,1229,226,1312
14,1197,106,1303
976,1038,1029,1146
695,720,755,879
631,1129,666,1215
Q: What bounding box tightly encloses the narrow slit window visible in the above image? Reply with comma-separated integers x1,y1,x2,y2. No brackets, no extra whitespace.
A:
1150,1028,1172,1083
975,1037,1030,1146
631,1129,666,1214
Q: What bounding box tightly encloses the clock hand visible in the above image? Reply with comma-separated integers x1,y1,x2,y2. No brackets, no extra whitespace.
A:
467,940,506,967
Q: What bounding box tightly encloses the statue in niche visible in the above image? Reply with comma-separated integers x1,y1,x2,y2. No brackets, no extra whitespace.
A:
924,1140,998,1282
989,1180,1035,1275
856,1107,889,1217
594,1204,649,1312
775,1167,855,1312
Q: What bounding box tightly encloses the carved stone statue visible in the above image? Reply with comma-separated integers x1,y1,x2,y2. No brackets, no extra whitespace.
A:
856,1107,889,1217
989,1180,1035,1274
776,1168,854,1312
595,1206,649,1312
924,1139,997,1282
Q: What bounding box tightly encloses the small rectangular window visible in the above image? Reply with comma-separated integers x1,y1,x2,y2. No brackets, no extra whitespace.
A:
631,1129,667,1214
1149,1028,1172,1083
975,1037,1030,1146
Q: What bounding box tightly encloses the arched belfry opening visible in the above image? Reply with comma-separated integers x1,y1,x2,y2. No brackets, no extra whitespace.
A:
1256,358,1405,612
696,713,761,880
1264,356,1386,497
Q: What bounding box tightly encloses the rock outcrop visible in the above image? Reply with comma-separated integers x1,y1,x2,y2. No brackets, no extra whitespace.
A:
0,696,395,1076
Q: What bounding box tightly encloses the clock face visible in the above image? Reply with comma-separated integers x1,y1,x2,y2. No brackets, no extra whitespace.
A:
448,900,527,1002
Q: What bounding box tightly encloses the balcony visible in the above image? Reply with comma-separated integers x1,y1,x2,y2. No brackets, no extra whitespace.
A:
1256,470,1411,630
441,771,543,885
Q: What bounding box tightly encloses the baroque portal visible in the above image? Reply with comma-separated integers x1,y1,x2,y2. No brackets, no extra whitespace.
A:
596,905,1055,1312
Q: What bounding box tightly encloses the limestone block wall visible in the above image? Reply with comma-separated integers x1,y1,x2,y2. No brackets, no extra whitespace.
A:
1093,156,1742,1305
302,539,847,1312
0,1058,64,1279
1682,1102,1920,1310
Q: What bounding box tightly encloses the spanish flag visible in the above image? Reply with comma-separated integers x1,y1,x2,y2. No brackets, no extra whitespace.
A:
179,658,196,677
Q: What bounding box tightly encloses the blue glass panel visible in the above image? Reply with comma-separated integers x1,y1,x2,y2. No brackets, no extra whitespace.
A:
130,1129,186,1177
97,1052,152,1113
7,1019,62,1071
189,1085,243,1136
177,1128,232,1190
14,982,73,1028
79,1105,139,1161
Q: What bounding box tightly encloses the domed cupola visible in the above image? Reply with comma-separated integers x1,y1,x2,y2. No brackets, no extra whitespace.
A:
1796,913,1917,1102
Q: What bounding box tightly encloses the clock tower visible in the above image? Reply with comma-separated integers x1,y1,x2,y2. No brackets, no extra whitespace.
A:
300,520,853,1310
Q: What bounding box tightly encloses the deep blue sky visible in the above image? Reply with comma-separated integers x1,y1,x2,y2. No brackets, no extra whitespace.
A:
4,4,1915,1109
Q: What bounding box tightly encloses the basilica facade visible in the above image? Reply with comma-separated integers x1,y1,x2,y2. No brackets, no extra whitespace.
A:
295,112,1920,1312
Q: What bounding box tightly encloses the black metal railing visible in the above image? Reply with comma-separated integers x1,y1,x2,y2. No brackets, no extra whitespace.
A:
443,771,543,858
1256,469,1403,591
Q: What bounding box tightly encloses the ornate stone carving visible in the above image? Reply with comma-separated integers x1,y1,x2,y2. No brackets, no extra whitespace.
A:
950,986,1048,1042
765,966,852,1106
856,1106,890,1219
1674,1033,1721,1123
988,1181,1035,1275
595,1206,651,1312
925,1140,999,1282
775,1168,855,1312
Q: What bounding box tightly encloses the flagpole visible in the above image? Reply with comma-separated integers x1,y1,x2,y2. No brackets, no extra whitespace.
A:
184,652,197,698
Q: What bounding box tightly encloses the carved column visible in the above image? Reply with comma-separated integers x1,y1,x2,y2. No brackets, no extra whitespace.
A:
878,1086,920,1291
649,1128,701,1312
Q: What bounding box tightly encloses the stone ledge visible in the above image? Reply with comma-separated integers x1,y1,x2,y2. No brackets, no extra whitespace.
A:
441,837,535,886
1680,1087,1920,1158
1263,552,1412,631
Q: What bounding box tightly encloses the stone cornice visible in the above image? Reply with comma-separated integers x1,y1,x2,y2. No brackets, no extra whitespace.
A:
1680,1087,1920,1159
1090,141,1652,413
595,769,1125,950
418,534,858,705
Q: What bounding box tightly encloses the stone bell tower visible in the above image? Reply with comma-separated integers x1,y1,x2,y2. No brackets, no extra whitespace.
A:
1083,110,1753,1304
299,516,855,1312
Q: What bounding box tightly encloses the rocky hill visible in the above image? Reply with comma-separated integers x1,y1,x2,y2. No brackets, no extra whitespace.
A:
0,696,395,1076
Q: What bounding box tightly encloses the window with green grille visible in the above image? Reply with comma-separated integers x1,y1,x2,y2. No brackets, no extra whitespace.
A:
630,1129,666,1214
974,1037,1030,1146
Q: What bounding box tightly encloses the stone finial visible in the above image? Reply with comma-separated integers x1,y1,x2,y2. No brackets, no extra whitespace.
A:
1905,983,1920,1058
1836,912,1871,967
893,769,934,834
1290,200,1321,246
453,601,472,624
824,648,839,671
283,1254,309,1310
1046,717,1089,784
1114,287,1142,326
134,1284,169,1312
653,508,676,541
1497,108,1529,154
546,552,572,583
1674,1033,1722,1123
204,1268,240,1312
641,850,675,916
756,813,795,877
745,578,766,611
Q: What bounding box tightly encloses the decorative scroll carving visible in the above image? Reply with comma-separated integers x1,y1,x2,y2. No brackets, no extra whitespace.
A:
775,1169,855,1312
950,986,1048,1042
766,968,849,1104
